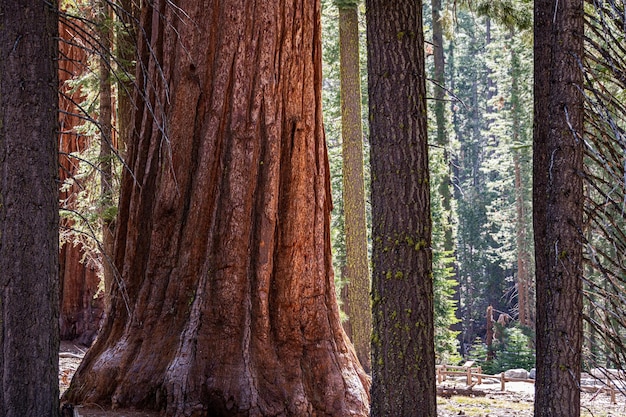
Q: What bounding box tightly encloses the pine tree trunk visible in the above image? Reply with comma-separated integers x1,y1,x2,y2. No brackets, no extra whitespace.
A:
115,0,137,156
533,0,584,413
514,154,529,326
0,1,60,415
486,305,494,360
510,36,531,329
97,0,116,313
58,16,104,344
64,1,370,415
337,1,372,374
367,0,436,415
431,0,454,254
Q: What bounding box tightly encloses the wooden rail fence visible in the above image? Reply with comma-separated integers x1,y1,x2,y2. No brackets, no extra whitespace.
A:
435,361,618,404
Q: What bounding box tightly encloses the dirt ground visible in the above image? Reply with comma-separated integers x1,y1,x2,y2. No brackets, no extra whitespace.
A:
60,342,626,416
437,379,626,416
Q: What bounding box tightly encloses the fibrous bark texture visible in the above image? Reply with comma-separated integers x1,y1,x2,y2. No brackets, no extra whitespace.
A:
64,1,370,416
367,0,437,415
533,0,584,413
0,1,60,416
337,3,372,373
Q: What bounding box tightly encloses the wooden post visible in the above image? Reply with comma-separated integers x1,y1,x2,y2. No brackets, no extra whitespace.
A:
500,372,506,391
477,366,482,384
466,366,472,385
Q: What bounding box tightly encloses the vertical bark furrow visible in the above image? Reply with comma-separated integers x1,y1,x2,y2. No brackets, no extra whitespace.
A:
367,0,436,415
533,0,584,413
66,1,369,415
0,2,59,415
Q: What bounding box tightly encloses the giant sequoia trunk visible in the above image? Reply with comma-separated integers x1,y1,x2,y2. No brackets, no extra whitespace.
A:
0,1,60,415
367,0,437,415
533,0,584,413
64,1,370,415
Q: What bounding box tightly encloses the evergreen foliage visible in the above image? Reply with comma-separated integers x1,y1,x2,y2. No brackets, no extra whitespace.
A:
468,326,535,373
59,0,129,275
443,5,534,351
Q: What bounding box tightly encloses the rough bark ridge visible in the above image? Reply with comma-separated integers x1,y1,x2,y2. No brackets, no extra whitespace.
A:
367,0,437,415
337,3,372,374
0,1,60,416
533,0,584,413
65,1,370,416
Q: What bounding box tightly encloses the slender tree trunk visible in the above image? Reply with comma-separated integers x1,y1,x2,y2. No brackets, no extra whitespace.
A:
64,1,370,415
447,41,464,349
0,1,60,416
432,0,455,274
58,19,104,343
115,0,137,157
431,0,446,148
97,0,116,311
367,0,436,415
514,154,529,326
533,0,584,412
486,305,494,360
510,36,530,329
336,0,371,373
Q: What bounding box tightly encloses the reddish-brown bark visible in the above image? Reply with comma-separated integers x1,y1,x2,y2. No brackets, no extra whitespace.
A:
64,1,370,415
58,20,104,343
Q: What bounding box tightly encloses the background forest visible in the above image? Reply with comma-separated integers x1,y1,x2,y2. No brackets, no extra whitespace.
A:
54,0,536,372
54,0,625,378
321,0,535,369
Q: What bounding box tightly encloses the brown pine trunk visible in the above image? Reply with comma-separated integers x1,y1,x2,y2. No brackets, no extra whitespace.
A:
533,0,584,412
97,0,116,313
115,0,137,155
0,1,60,415
432,0,453,253
337,2,372,374
64,1,370,415
58,18,105,344
486,305,494,360
367,0,436,415
514,154,529,327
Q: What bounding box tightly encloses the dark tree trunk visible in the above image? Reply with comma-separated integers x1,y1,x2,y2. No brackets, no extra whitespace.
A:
58,14,105,345
0,1,60,416
367,0,436,415
533,0,584,413
337,0,371,374
64,1,370,415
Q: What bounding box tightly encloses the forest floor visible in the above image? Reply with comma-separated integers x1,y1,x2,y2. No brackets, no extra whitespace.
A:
60,342,625,417
436,379,625,416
